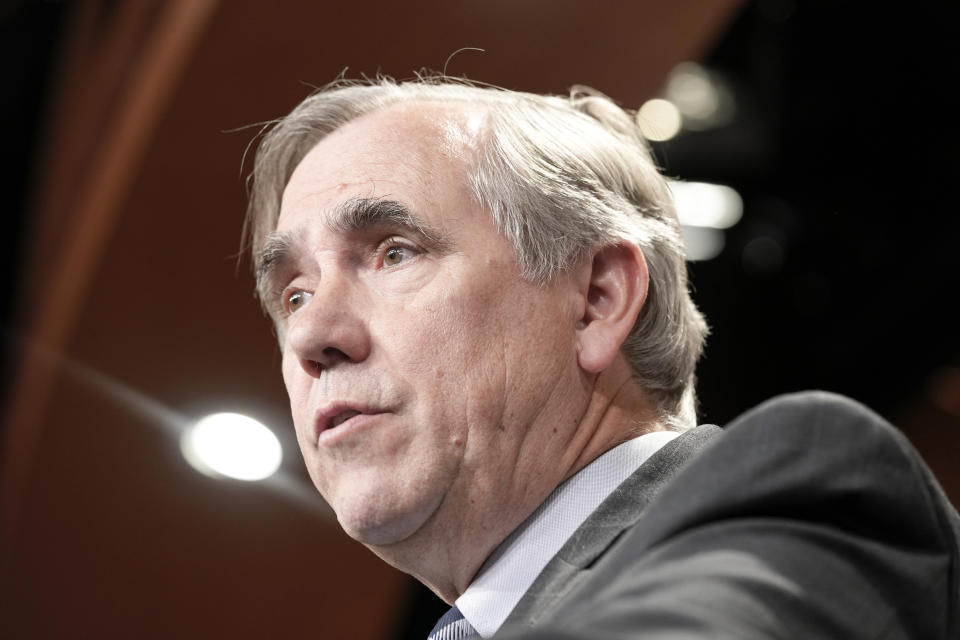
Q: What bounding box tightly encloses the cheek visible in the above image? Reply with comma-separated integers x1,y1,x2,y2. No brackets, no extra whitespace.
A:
420,292,508,367
280,352,312,429
280,351,298,396
375,285,509,414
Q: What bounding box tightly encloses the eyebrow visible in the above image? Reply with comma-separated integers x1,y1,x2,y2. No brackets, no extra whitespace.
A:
255,196,452,305
255,232,295,303
328,197,451,248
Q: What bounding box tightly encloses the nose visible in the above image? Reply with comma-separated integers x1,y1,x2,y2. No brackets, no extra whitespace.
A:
283,274,371,375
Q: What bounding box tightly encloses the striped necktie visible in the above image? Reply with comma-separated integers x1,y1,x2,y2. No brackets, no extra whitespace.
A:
427,605,481,639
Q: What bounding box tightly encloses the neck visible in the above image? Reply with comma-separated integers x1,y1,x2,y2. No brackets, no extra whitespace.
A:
559,356,665,483
366,356,664,603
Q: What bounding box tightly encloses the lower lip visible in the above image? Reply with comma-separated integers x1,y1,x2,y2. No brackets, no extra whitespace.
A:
316,413,385,446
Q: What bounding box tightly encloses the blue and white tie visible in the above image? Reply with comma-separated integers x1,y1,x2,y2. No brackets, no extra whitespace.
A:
427,605,481,640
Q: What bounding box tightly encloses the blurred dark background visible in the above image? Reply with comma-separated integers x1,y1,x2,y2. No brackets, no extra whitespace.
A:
3,1,958,638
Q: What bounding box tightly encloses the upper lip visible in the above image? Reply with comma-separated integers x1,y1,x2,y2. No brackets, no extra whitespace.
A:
313,402,383,439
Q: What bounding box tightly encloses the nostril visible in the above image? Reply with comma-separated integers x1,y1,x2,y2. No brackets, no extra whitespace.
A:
322,346,351,363
302,347,352,375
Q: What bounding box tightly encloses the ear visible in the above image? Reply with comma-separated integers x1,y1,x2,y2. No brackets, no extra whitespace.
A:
575,243,649,373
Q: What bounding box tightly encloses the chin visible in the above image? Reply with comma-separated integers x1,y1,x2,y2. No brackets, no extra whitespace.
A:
336,498,437,548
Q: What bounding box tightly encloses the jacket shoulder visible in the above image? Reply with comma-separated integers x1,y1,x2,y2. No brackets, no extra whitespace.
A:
500,392,960,639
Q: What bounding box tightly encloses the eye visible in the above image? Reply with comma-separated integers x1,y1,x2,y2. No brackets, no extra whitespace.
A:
285,289,313,314
381,244,415,267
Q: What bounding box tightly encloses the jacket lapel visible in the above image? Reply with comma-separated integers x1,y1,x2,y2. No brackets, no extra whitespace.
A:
502,424,722,629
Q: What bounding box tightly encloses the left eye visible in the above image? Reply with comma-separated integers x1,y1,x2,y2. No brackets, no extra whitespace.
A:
382,245,412,266
285,289,312,314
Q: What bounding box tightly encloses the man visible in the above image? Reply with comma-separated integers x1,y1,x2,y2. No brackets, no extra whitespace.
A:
245,77,960,638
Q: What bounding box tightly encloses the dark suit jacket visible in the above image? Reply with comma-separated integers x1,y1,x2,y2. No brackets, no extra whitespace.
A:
496,391,960,639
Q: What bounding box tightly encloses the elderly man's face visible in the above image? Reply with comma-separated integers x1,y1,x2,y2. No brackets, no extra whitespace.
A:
269,103,587,548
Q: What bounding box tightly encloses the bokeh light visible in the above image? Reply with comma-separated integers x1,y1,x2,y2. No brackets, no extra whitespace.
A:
670,181,743,229
637,98,682,141
680,225,726,261
181,412,283,481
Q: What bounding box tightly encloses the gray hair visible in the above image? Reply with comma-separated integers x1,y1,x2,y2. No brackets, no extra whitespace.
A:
245,76,708,430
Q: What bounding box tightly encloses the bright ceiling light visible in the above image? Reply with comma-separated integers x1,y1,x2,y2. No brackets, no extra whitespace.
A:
669,181,743,229
636,98,682,141
181,412,282,481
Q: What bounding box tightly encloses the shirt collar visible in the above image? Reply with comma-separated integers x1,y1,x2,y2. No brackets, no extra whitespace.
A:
455,430,680,637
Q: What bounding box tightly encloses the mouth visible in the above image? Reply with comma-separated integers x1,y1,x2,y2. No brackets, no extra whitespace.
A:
328,409,361,429
314,403,384,442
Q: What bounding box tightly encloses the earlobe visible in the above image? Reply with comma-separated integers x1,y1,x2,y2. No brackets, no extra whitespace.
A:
575,243,648,373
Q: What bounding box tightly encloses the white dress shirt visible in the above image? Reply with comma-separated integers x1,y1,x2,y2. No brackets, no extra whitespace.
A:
455,430,680,637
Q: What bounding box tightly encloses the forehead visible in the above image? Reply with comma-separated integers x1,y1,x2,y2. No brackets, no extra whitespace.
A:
277,102,485,234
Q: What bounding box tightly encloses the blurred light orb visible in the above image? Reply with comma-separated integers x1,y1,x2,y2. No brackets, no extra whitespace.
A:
670,181,743,229
680,225,726,261
666,62,720,121
181,412,282,481
742,235,785,277
637,98,682,141
664,61,737,131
